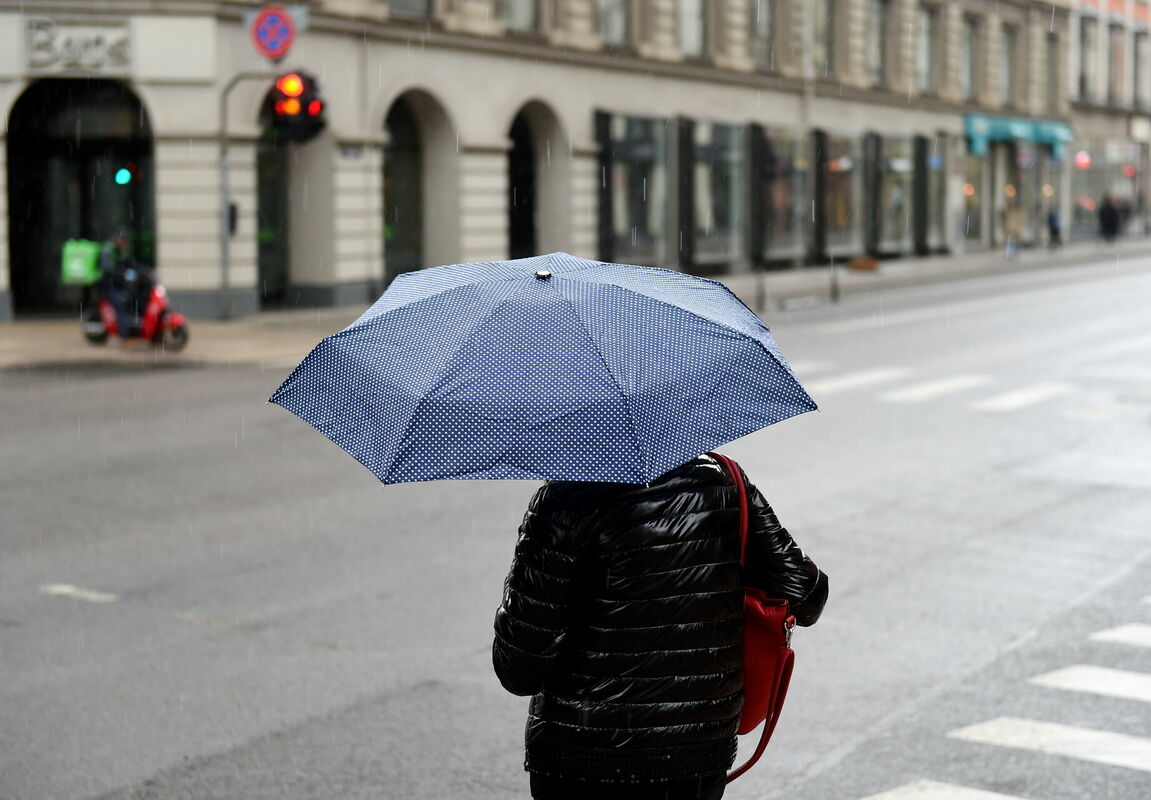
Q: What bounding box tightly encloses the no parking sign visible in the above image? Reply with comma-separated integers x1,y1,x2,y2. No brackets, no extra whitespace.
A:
249,5,308,62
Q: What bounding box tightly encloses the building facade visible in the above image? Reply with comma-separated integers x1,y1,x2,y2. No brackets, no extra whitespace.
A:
0,0,1143,321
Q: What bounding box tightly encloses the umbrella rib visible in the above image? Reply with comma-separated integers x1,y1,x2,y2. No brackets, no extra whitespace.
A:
547,281,648,482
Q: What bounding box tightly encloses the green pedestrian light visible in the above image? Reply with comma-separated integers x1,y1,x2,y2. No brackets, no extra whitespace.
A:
114,164,135,185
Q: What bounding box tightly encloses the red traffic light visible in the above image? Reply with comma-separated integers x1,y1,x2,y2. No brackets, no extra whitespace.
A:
275,73,305,97
307,99,323,117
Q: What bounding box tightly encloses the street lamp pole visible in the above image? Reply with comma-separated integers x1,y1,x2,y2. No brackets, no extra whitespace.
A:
218,71,278,319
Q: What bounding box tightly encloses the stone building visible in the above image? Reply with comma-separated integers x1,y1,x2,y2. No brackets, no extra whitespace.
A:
0,0,1139,321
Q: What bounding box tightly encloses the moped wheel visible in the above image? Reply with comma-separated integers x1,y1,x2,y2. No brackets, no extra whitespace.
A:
162,324,189,353
84,317,109,345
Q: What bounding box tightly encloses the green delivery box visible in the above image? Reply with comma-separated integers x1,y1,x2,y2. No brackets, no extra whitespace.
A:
60,239,103,286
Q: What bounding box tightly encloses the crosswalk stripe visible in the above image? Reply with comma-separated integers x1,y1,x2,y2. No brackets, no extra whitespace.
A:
970,382,1075,412
1091,623,1151,649
859,779,1035,800
786,359,836,377
949,717,1151,773
878,374,991,404
803,367,910,395
1029,665,1151,704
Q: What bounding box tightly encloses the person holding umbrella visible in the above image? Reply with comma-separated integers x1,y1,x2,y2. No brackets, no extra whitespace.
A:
270,252,828,799
493,456,827,799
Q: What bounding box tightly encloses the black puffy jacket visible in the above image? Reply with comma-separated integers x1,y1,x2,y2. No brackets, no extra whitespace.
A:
492,454,828,783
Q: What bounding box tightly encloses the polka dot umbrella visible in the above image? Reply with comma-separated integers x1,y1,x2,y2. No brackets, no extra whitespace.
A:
269,253,816,484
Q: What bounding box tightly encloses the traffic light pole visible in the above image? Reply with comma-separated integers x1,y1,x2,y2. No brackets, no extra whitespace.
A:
218,72,278,319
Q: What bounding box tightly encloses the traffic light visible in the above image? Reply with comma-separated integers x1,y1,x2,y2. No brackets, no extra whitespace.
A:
263,71,326,143
114,162,137,185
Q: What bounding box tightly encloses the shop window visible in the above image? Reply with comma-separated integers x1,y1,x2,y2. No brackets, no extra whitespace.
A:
761,129,811,260
1109,24,1126,105
1080,17,1099,101
867,0,888,88
749,0,775,70
963,152,984,242
812,0,835,78
679,0,707,58
501,0,539,33
391,0,432,17
692,122,743,266
600,114,671,266
916,7,938,94
597,0,630,46
1001,25,1018,108
1046,33,1061,112
1136,33,1149,109
877,137,914,252
961,17,979,101
823,135,861,253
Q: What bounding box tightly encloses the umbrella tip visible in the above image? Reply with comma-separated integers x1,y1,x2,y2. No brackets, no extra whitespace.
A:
535,270,553,280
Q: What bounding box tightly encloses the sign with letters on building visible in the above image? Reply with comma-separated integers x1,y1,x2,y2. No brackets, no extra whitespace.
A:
25,18,131,74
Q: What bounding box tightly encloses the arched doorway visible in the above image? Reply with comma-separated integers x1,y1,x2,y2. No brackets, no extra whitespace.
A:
382,90,458,283
508,113,536,259
6,79,155,314
383,98,423,281
506,102,570,259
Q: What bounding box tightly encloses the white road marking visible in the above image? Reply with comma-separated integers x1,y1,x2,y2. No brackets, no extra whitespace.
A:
970,382,1075,413
878,374,991,404
1091,624,1151,649
949,717,1151,773
39,583,118,603
803,367,910,395
1029,665,1151,704
859,779,1035,800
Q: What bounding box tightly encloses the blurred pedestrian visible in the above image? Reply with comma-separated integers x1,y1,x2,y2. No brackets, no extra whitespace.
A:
1003,202,1023,260
1098,194,1121,244
1046,204,1063,250
493,455,828,800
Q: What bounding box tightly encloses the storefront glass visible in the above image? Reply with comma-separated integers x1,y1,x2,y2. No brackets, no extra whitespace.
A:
877,136,914,253
1015,141,1038,244
610,115,670,265
925,143,946,249
962,152,985,242
692,122,743,266
762,128,810,261
823,134,861,254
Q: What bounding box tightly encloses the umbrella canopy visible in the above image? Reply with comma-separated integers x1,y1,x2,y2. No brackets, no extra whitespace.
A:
270,253,816,484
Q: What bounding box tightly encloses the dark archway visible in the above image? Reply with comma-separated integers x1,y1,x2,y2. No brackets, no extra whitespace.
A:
383,97,423,283
6,78,155,314
508,112,537,259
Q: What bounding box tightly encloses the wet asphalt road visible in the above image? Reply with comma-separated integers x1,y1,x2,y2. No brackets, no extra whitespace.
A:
2,255,1150,800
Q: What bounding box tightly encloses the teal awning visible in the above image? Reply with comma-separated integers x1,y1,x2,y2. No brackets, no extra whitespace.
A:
965,114,1074,158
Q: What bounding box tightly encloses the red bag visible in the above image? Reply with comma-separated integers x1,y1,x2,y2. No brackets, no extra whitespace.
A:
709,452,796,783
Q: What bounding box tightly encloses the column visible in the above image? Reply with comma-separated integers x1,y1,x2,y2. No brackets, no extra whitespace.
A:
333,143,385,301
711,0,754,73
439,0,502,35
775,0,808,79
458,144,509,264
0,147,9,320
569,146,600,259
546,0,601,50
888,0,918,97
155,138,259,319
838,0,870,89
635,0,681,61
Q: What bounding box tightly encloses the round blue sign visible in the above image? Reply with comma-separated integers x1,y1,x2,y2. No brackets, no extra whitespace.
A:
251,6,296,60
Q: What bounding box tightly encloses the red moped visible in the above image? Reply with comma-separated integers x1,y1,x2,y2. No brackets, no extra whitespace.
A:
84,280,189,352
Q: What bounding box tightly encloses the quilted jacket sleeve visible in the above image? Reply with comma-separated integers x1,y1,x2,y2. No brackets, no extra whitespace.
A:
742,474,829,627
492,484,583,696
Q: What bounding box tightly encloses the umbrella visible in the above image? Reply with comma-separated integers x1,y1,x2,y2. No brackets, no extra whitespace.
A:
269,252,816,484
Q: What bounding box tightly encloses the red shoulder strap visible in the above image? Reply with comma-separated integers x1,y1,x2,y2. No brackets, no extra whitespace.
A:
708,452,748,565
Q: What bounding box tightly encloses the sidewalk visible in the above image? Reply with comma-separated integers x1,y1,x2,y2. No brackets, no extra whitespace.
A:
3,239,1149,371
